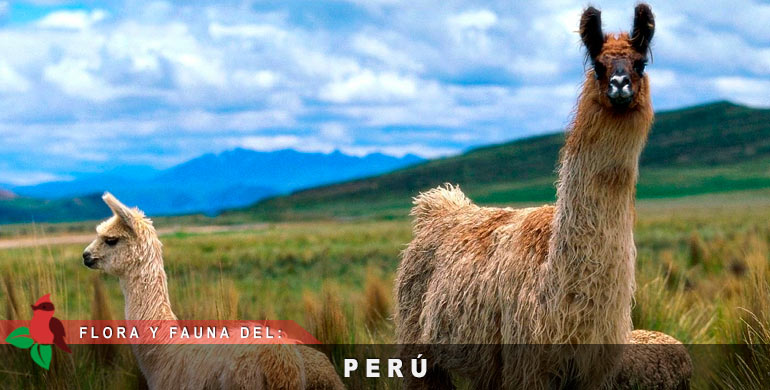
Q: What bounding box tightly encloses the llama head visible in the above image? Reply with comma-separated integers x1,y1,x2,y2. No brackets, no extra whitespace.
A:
580,3,654,109
83,192,162,277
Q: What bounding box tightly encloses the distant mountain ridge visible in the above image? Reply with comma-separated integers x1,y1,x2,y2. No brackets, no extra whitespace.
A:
4,101,769,224
229,101,770,220
0,189,17,200
3,149,423,222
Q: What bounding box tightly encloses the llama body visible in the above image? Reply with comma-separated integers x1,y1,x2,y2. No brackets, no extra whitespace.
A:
83,193,344,390
617,330,692,390
395,5,656,389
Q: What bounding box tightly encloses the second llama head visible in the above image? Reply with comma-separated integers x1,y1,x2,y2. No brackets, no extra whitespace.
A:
83,192,163,278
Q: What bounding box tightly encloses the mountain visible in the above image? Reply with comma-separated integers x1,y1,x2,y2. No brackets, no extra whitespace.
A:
155,148,424,193
2,149,423,223
0,189,17,200
228,101,770,220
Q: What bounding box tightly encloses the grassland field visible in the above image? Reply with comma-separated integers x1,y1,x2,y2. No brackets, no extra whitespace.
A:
2,190,770,388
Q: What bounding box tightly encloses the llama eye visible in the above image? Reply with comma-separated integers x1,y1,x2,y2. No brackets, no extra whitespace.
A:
594,62,606,79
105,237,119,246
634,60,647,75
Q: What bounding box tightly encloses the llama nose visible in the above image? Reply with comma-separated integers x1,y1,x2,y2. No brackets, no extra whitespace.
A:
608,72,633,104
610,74,630,90
83,251,96,268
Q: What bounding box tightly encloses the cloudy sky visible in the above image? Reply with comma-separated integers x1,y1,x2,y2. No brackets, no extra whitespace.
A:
0,0,769,185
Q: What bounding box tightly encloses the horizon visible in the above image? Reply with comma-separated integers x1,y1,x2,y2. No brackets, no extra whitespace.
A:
0,98,758,188
1,1,769,185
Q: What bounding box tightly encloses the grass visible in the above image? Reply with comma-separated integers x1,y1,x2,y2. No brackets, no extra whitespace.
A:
1,194,770,388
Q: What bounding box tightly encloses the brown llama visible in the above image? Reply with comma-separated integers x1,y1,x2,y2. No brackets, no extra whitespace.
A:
83,193,345,390
395,4,661,389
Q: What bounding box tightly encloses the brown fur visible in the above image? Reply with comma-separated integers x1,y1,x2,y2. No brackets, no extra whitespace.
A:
84,193,344,390
516,205,555,265
395,5,657,389
616,330,693,389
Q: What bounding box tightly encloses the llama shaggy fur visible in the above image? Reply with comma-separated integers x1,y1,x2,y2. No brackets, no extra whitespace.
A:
617,330,692,389
395,4,658,389
83,193,344,390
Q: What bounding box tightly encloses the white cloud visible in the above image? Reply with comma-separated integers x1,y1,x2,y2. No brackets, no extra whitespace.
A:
36,9,108,30
446,9,499,54
0,61,30,93
174,53,226,87
447,9,498,31
713,76,770,107
232,70,279,89
208,22,288,42
235,135,302,151
43,57,119,101
1,0,769,182
319,123,350,141
648,69,677,89
0,170,73,186
176,109,297,132
352,34,423,72
320,70,418,103
341,144,458,158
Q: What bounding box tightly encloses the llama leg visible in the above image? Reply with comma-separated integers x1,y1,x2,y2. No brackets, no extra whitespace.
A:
399,345,455,390
403,365,454,390
500,346,551,390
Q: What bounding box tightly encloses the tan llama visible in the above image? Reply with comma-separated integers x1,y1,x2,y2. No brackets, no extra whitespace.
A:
616,330,692,389
395,4,666,389
83,193,345,390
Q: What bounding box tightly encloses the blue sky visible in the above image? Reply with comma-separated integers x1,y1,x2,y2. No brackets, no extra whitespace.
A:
0,0,769,185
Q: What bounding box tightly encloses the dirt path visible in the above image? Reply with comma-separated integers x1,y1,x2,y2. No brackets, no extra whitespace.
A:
0,223,268,250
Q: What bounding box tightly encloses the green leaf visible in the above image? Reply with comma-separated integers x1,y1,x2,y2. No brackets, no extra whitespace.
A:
6,326,30,338
39,345,52,369
30,343,51,370
5,327,34,349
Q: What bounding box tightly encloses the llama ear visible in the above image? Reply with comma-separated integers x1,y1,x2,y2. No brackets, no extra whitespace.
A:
580,6,604,62
631,3,655,55
102,192,136,227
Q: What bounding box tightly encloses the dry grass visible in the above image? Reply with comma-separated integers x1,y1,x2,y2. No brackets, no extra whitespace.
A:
363,271,391,332
304,284,350,346
1,202,770,388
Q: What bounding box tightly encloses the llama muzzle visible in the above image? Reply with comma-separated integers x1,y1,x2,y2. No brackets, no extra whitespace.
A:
608,66,633,106
83,251,98,268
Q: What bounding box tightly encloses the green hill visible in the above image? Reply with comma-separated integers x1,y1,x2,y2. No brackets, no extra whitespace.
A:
229,101,770,220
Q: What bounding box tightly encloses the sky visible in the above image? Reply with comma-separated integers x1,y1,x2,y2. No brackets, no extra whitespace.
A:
0,0,769,185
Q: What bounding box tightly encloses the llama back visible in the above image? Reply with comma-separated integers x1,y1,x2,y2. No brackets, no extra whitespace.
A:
396,184,476,344
410,184,474,228
396,183,552,345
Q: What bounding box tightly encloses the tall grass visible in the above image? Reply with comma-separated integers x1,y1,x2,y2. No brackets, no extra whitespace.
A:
1,202,770,388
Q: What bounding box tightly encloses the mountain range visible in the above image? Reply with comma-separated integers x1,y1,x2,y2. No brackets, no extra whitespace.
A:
3,100,769,224
0,149,422,223
228,101,770,220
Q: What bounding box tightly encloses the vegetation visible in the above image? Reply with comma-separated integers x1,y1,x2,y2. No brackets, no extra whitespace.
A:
1,192,770,388
229,101,770,220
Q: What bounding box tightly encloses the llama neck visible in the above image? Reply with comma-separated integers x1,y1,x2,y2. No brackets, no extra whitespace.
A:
119,244,177,322
543,83,652,343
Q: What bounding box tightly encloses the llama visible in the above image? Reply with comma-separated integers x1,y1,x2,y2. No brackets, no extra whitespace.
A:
395,4,657,389
617,330,692,389
83,192,344,390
